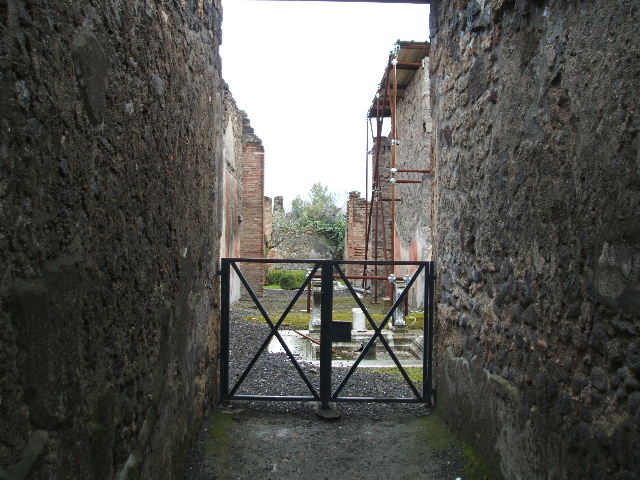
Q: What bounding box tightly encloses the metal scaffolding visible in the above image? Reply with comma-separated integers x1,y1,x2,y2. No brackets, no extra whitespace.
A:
361,41,431,303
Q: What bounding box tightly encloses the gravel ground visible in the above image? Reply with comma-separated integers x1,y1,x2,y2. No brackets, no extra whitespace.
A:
225,314,425,416
183,291,484,480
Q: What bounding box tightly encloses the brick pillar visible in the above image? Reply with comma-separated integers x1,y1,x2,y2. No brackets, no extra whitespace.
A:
238,118,265,296
344,191,369,276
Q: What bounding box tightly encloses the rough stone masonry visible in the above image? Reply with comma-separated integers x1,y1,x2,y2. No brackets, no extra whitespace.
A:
1,1,224,478
430,0,640,478
220,88,266,303
2,1,639,479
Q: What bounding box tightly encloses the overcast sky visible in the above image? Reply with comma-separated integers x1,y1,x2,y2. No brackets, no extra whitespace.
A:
220,0,430,210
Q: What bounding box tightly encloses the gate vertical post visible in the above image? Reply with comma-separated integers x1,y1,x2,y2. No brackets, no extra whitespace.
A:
220,259,230,401
319,261,334,408
423,262,435,406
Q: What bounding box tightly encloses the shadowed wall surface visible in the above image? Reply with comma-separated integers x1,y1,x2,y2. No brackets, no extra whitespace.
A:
395,56,433,307
430,0,640,478
1,1,224,477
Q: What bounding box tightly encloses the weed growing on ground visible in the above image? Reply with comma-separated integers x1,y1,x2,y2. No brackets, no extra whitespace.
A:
369,366,424,384
243,311,390,330
414,414,498,480
206,411,233,454
404,311,424,329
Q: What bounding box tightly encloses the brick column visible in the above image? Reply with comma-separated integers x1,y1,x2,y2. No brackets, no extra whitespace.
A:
344,191,369,276
238,118,265,296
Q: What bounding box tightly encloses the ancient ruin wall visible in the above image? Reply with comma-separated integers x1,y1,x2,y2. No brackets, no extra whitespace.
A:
221,93,265,302
396,56,432,254
344,192,369,276
395,58,433,306
221,89,245,303
430,1,640,478
238,119,265,295
373,137,393,265
1,1,223,478
264,196,274,251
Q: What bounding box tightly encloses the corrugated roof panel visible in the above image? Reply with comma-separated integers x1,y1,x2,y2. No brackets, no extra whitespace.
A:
367,41,430,118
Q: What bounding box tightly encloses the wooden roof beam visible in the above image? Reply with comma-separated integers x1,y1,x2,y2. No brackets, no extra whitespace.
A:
396,62,422,70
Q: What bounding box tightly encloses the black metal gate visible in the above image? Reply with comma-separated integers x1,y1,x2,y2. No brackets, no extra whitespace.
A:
220,258,435,406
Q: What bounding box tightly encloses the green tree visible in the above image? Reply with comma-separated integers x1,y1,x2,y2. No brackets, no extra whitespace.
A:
269,183,346,258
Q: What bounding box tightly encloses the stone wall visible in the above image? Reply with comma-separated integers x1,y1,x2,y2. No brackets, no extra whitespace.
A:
273,195,284,215
221,88,244,303
373,136,393,266
220,92,265,302
395,56,433,307
269,231,334,270
264,196,274,251
430,0,640,478
1,1,223,478
346,50,434,305
266,196,334,270
369,138,394,296
273,231,334,260
348,56,434,303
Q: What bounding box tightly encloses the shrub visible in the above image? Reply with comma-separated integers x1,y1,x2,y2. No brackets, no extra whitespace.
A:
266,269,308,290
266,269,284,287
292,270,308,287
278,274,298,290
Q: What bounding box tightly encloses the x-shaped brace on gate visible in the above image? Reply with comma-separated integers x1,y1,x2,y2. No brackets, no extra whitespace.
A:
332,263,425,401
228,261,320,399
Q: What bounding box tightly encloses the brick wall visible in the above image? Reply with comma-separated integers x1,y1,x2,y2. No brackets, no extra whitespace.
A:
221,90,244,302
238,119,265,296
372,137,394,296
372,136,393,269
343,138,393,294
344,191,368,276
220,99,266,299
